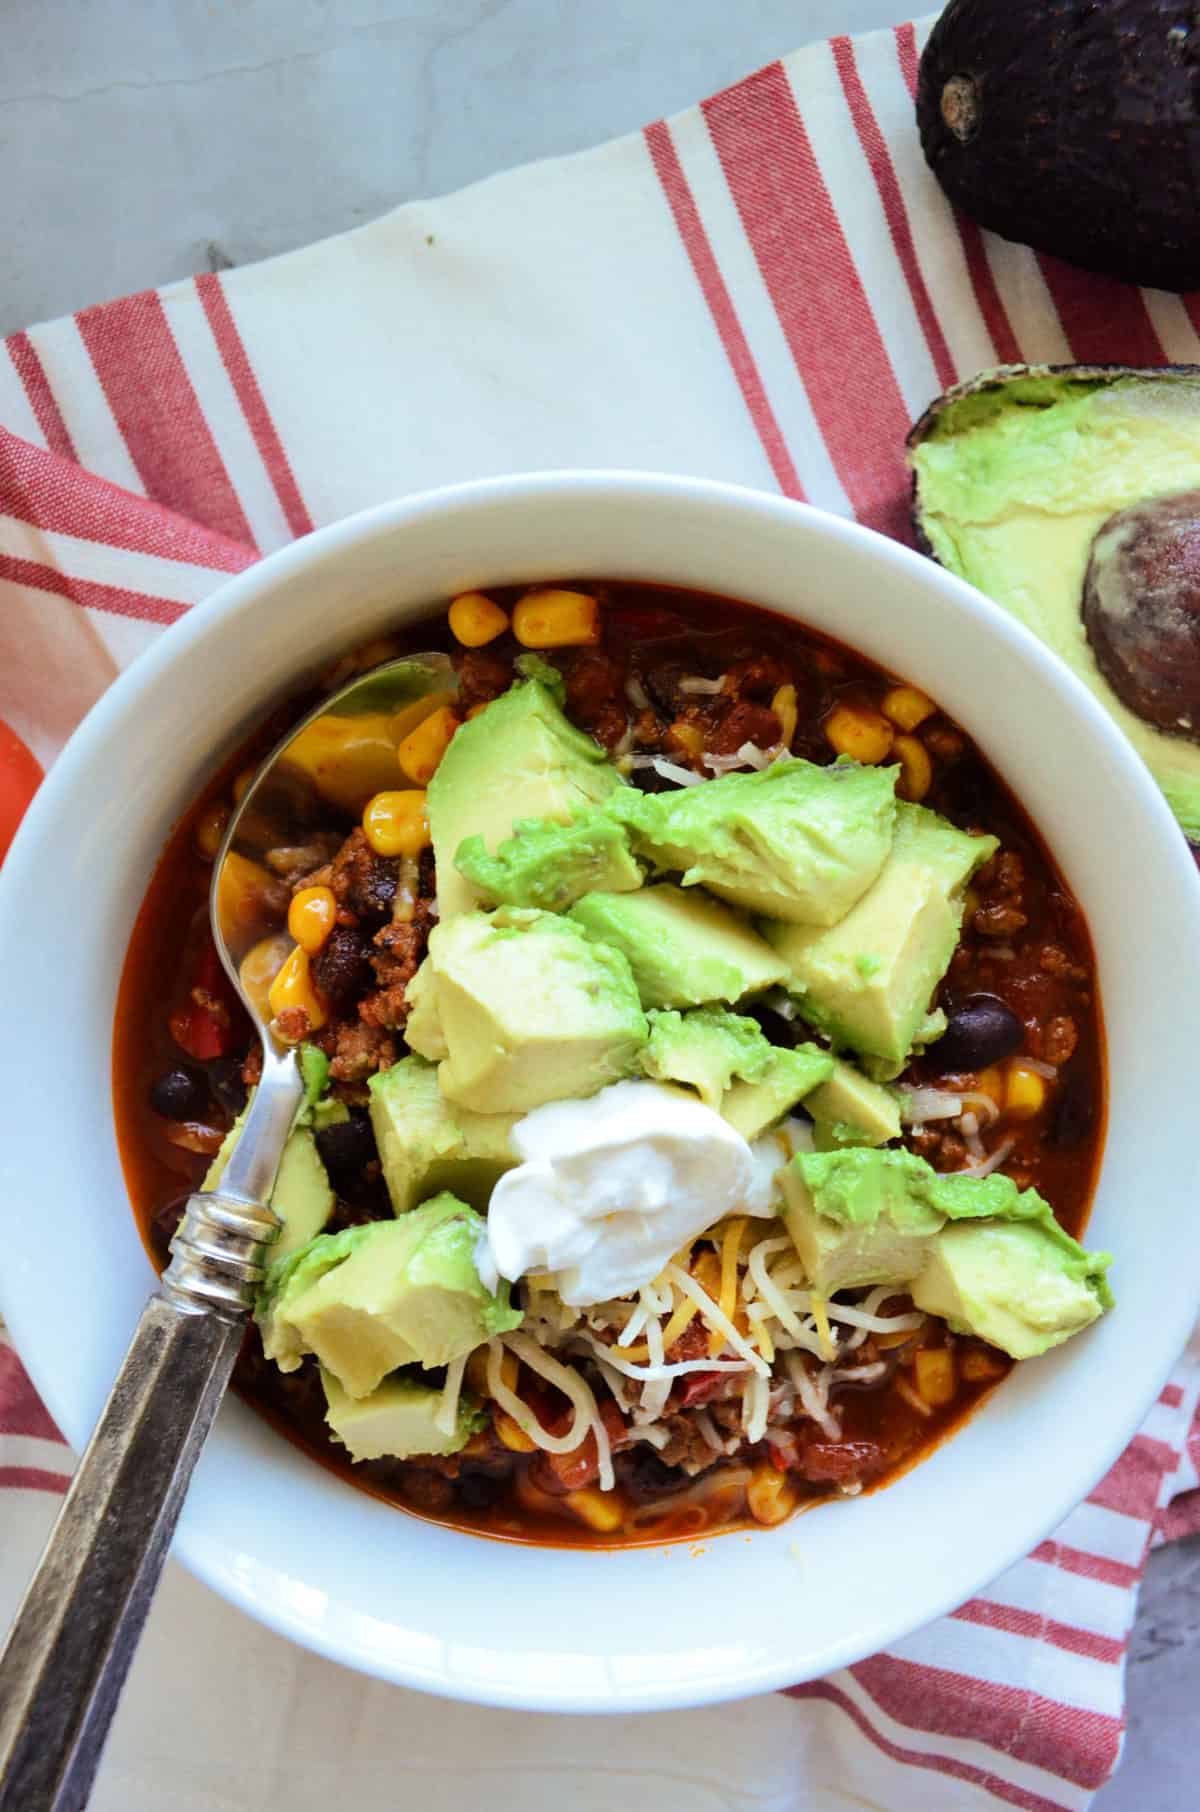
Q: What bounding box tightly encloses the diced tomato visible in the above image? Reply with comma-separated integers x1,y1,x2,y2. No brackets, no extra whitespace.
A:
767,1433,801,1472
0,721,43,865
795,1435,890,1487
169,932,246,1060
676,1369,727,1408
536,1399,626,1492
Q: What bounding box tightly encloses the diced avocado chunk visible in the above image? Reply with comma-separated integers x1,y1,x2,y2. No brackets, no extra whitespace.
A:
205,1105,339,1265
403,959,447,1061
609,756,897,925
721,1044,835,1141
405,908,647,1114
255,1193,521,1396
368,1055,517,1214
765,802,998,1076
639,1006,773,1106
428,678,623,920
911,1220,1112,1360
569,882,786,1009
298,1042,330,1109
781,1145,1113,1350
805,1059,902,1149
782,1159,938,1295
455,810,643,911
322,1369,485,1462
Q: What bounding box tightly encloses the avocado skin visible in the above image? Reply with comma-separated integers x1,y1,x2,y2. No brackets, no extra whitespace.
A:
906,360,1200,556
917,0,1200,291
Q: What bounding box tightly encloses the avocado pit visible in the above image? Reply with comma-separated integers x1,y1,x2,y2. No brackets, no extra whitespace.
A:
1082,490,1200,742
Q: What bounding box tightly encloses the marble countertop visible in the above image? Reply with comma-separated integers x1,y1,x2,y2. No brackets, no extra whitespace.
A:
5,2,1198,1804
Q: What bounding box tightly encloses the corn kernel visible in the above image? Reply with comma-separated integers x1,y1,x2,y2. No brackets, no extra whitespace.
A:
466,702,489,720
882,684,936,731
1005,1061,1046,1121
512,588,600,648
566,1486,626,1533
396,706,460,786
976,1064,1006,1108
448,590,509,647
494,1410,536,1454
267,945,328,1035
216,850,278,936
232,765,258,805
960,1344,1008,1383
667,719,703,756
238,934,292,1020
771,683,798,749
287,885,337,955
914,1347,957,1407
746,1461,799,1527
194,802,230,861
362,788,430,858
893,732,933,803
823,703,895,765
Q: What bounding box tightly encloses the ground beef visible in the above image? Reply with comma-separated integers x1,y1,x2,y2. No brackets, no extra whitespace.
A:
909,1125,968,1170
971,899,1028,939
321,1020,397,1083
656,1413,722,1475
456,648,514,711
563,650,627,751
304,828,400,926
665,1319,710,1364
707,700,782,754
1040,1014,1079,1066
1039,942,1089,985
358,905,433,1030
723,653,790,699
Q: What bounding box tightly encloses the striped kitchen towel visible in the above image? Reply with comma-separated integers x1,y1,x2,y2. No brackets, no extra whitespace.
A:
3,16,1200,1811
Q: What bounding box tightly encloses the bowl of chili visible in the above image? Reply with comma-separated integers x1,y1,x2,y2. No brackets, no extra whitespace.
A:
1,471,1198,1710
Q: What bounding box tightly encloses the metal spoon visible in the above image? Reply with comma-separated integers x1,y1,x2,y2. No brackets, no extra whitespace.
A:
0,651,456,1812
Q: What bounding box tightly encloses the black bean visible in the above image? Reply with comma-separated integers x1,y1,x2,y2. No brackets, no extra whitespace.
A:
208,1056,248,1116
1047,1058,1095,1148
149,1068,208,1121
313,926,372,1004
615,1448,690,1503
314,1114,378,1182
935,994,1024,1072
457,1471,502,1510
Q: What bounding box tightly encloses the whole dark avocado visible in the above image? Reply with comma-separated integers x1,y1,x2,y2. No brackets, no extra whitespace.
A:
917,0,1200,291
907,362,1200,839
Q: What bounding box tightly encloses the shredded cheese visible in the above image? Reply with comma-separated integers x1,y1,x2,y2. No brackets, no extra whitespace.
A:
591,1404,616,1491
667,1262,770,1376
435,1354,467,1437
747,1236,809,1341
824,1300,925,1335
746,1303,775,1364
810,1295,836,1361
712,1217,746,1357
576,1333,751,1382
487,1334,597,1455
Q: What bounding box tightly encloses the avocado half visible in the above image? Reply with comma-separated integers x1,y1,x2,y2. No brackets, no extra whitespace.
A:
908,363,1200,841
917,0,1200,291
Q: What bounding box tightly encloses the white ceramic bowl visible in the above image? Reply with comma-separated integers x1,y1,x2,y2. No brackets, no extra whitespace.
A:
3,473,1200,1712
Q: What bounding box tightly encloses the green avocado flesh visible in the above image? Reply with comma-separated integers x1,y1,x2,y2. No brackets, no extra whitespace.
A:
910,366,1200,838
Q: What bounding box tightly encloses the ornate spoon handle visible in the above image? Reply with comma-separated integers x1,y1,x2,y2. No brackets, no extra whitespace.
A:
0,1181,280,1812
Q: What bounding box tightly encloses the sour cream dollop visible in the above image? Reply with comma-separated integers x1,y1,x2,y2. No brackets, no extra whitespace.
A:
485,1080,755,1307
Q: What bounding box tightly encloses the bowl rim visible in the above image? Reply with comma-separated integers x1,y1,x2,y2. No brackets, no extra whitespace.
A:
3,468,1200,1712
